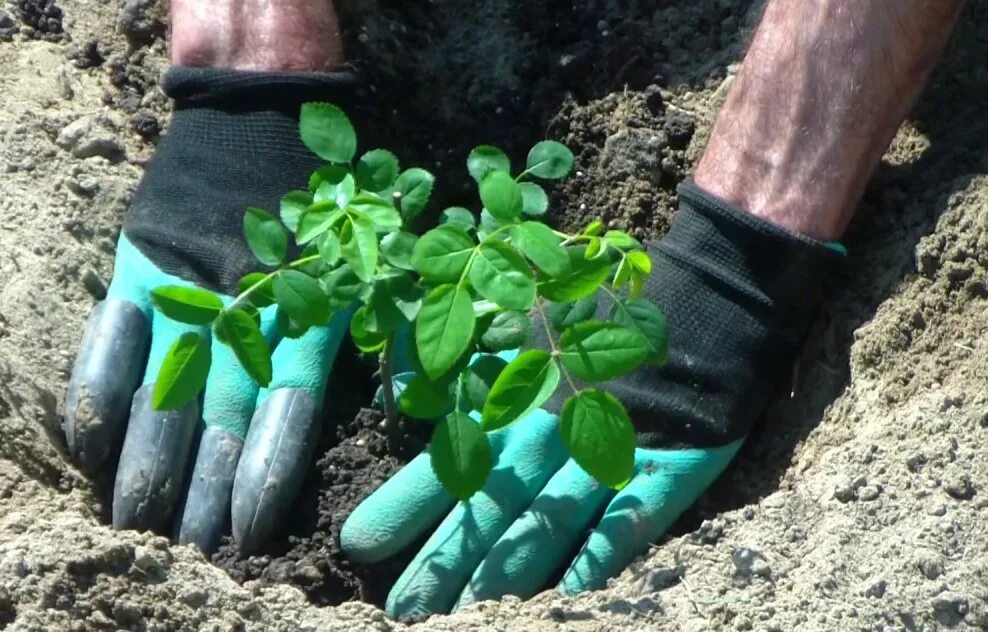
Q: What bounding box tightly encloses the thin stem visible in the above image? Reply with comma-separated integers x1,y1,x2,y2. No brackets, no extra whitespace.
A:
534,298,580,394
227,254,322,311
380,333,401,453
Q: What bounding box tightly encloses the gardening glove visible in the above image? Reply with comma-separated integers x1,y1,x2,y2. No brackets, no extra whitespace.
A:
340,181,844,619
63,66,354,554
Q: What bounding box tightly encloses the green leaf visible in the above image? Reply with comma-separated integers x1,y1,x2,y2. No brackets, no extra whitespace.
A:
613,257,632,289
299,102,357,163
537,247,612,302
585,236,604,259
627,250,652,275
467,145,510,183
520,182,549,217
481,350,560,431
411,224,476,283
349,193,402,233
478,209,503,239
469,241,536,310
365,271,421,333
150,286,224,325
430,412,492,501
244,207,288,266
341,216,379,283
480,171,523,221
559,321,649,382
416,284,475,381
560,390,635,489
318,231,341,266
321,264,365,310
604,230,639,251
395,168,435,219
350,305,388,353
151,332,210,410
526,140,574,180
355,149,400,192
610,298,668,363
398,375,453,419
464,355,507,412
381,231,418,270
280,191,313,232
480,310,532,351
308,164,350,194
441,207,477,230
215,308,273,386
582,220,603,236
511,221,569,276
273,270,330,327
315,173,356,208
276,307,309,339
547,296,598,331
237,273,276,308
296,203,341,244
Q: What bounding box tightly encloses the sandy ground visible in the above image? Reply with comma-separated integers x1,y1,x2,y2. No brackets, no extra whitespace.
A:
2,1,988,630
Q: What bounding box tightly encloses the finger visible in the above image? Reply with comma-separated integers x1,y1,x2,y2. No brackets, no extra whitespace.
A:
112,310,206,533
557,440,743,595
176,307,277,553
385,409,568,620
454,458,613,610
231,310,349,553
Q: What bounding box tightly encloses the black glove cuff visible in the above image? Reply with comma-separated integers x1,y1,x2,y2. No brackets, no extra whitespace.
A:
545,181,843,449
122,66,356,295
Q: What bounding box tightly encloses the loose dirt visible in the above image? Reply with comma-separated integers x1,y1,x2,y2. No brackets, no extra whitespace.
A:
2,1,988,630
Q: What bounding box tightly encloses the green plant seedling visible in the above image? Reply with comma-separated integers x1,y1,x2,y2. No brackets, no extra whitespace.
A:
150,102,668,501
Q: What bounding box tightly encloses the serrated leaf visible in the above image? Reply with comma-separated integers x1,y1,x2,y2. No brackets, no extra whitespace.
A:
315,173,356,209
610,298,668,363
411,224,476,283
537,247,612,302
244,207,288,266
464,355,507,412
348,193,402,233
430,412,492,501
480,170,523,221
520,182,549,217
395,168,435,219
150,286,224,325
481,350,560,431
559,321,649,382
547,296,598,332
480,310,532,351
416,284,475,381
470,240,536,310
441,206,477,230
398,375,453,419
273,269,330,327
560,390,635,489
296,202,341,244
356,149,400,192
299,102,357,163
526,140,574,180
151,332,210,410
280,191,313,232
237,273,276,308
511,221,569,276
215,308,273,386
467,145,510,183
341,216,379,283
381,231,418,270
308,164,350,193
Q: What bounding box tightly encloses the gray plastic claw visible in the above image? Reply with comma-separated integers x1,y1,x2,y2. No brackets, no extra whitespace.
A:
112,383,199,533
64,300,150,474
177,426,244,554
231,388,319,553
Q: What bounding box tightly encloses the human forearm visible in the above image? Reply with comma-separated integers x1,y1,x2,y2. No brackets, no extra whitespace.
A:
695,0,965,240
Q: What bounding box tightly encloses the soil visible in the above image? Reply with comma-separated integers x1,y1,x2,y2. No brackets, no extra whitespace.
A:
3,0,988,630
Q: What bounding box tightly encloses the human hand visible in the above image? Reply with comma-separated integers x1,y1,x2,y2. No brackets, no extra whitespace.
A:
341,182,843,618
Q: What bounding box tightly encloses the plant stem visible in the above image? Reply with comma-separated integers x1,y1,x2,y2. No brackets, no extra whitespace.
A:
379,333,401,453
227,254,323,311
534,298,580,394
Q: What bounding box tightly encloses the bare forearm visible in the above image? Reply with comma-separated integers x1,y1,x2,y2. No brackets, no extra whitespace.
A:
695,0,965,240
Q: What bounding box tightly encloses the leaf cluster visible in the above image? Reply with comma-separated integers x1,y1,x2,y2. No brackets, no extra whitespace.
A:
150,103,669,500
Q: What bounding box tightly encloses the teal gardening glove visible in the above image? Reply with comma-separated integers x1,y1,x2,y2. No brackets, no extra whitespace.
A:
64,67,355,554
341,181,844,618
